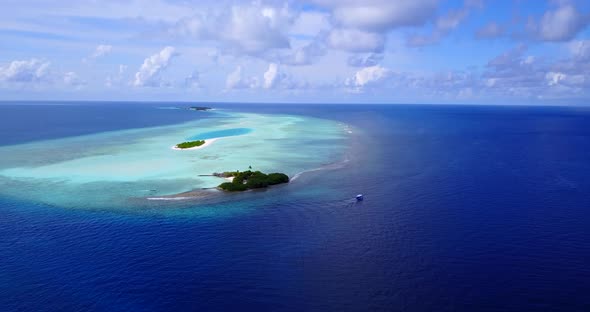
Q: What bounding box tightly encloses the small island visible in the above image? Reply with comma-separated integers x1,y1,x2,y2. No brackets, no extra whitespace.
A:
188,106,212,111
175,140,205,149
217,170,289,191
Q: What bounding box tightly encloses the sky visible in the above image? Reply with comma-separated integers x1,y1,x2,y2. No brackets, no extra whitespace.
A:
0,0,589,105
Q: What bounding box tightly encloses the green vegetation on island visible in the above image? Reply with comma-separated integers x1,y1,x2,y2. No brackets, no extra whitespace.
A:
213,171,240,178
175,140,205,149
218,170,289,191
188,106,212,111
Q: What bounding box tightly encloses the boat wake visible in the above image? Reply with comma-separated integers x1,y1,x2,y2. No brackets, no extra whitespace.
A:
290,154,351,182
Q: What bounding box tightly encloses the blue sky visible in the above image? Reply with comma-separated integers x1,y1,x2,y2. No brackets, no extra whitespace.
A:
1,0,589,104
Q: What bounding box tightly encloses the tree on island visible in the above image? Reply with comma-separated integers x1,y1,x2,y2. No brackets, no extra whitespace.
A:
218,170,289,192
188,106,212,111
175,140,205,149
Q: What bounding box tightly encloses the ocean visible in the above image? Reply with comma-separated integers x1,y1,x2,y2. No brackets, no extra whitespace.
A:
0,102,589,311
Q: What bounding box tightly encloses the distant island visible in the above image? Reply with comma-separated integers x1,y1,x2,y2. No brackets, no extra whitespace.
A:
188,106,212,111
217,170,289,191
175,140,205,149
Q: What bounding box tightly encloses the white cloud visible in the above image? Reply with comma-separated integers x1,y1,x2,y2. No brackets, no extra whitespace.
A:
63,71,85,87
327,28,385,52
133,46,177,87
436,8,469,32
279,40,327,65
290,12,331,37
167,3,292,55
3,0,590,103
545,71,585,88
546,71,566,86
314,0,438,31
486,44,528,71
225,5,292,53
105,65,128,88
264,63,279,89
521,55,535,65
407,6,471,46
346,65,390,91
0,59,50,83
225,63,299,90
184,70,200,88
91,44,113,59
569,40,590,60
347,53,384,67
457,87,474,99
0,0,199,23
476,22,504,39
485,78,497,87
263,63,308,90
532,3,589,41
226,66,244,89
475,44,590,100
225,66,258,90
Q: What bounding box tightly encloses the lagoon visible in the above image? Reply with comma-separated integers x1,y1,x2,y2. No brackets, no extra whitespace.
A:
0,107,348,209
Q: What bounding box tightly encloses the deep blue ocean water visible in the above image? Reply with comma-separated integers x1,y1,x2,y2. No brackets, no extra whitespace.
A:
1,102,590,311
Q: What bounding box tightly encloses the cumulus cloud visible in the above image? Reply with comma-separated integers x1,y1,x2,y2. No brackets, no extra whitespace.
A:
475,22,504,39
4,0,590,103
486,44,529,71
344,70,485,99
91,44,113,59
347,53,384,67
290,11,331,37
280,40,327,65
528,3,589,41
546,72,566,86
225,66,243,89
225,63,302,90
327,28,385,52
225,66,258,90
165,1,440,59
313,0,438,31
133,46,177,87
346,65,390,91
479,45,589,99
549,72,585,88
262,63,304,89
416,71,477,94
569,40,590,61
334,42,590,101
1,59,87,89
0,59,50,83
184,70,200,88
480,46,546,98
63,72,85,87
407,1,477,47
105,65,127,88
167,3,292,55
263,63,280,89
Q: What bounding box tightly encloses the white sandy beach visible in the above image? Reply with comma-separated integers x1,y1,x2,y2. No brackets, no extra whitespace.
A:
171,138,218,150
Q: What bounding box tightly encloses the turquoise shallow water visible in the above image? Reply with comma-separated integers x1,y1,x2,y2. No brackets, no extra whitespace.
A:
187,128,253,140
0,109,349,210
